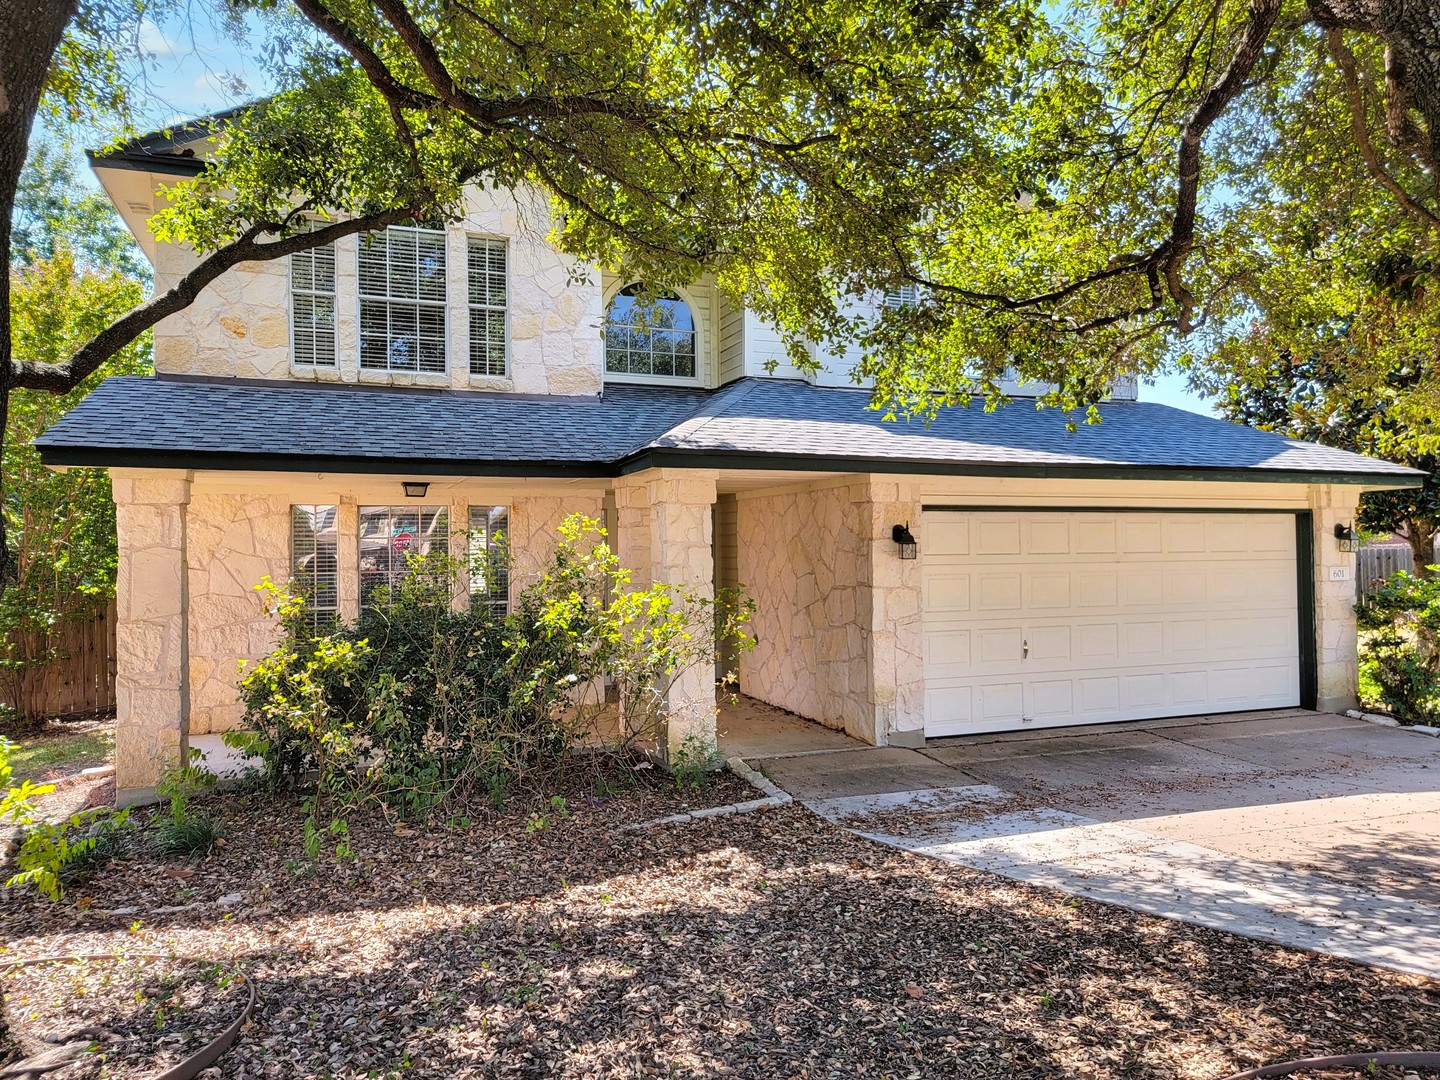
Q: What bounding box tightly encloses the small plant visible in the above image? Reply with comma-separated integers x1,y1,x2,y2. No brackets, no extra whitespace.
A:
152,749,223,859
3,733,134,900
670,731,724,790
7,806,134,900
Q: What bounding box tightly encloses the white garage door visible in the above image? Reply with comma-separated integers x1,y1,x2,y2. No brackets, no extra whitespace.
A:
922,510,1301,737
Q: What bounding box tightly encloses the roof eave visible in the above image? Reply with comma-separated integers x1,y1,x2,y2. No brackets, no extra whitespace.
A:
35,442,1424,489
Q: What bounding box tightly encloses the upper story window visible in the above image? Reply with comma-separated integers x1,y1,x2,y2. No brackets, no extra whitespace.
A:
605,284,697,381
467,238,508,377
883,283,921,309
290,223,337,367
359,226,448,373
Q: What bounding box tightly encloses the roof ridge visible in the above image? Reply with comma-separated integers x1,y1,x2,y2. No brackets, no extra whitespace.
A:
640,378,764,453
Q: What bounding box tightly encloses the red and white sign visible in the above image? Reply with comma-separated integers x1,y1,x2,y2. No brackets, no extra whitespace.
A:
392,531,415,553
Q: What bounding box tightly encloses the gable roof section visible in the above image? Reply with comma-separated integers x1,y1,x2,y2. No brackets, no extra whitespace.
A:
34,375,1423,486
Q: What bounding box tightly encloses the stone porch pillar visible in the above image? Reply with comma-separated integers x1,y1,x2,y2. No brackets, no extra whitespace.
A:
1310,485,1363,714
610,468,719,763
862,477,925,747
111,468,192,806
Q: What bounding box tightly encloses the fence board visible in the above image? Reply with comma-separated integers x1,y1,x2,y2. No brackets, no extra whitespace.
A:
3,599,117,721
1357,545,1414,600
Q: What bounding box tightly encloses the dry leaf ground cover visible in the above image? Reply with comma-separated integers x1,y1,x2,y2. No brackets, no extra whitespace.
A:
2,767,1438,1080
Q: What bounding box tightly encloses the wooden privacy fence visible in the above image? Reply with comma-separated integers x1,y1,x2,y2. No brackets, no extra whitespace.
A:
2,600,117,721
1356,545,1414,600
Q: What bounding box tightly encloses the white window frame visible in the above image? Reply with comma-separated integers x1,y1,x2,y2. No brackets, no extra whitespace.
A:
467,236,509,378
357,225,450,375
289,221,338,369
602,283,704,388
290,504,339,625
357,504,451,608
468,504,511,615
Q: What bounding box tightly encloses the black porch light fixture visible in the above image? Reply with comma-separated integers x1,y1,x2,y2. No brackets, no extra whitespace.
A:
892,523,918,560
1334,522,1360,553
403,481,430,499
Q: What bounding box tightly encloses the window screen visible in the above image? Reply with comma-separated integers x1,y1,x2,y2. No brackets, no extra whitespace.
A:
359,226,448,373
290,222,337,367
469,505,510,615
290,505,339,624
467,238,508,377
358,505,450,606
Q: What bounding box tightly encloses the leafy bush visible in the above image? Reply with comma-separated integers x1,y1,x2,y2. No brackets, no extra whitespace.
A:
151,751,222,859
1356,570,1440,725
230,515,751,846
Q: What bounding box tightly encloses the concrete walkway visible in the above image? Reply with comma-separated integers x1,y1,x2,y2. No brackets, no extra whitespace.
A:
748,710,1440,979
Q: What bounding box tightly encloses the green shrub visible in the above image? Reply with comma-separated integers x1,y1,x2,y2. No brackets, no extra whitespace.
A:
151,751,222,859
1356,570,1440,724
231,515,752,850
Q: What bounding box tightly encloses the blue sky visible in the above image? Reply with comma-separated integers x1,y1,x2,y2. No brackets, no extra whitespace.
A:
58,14,1222,418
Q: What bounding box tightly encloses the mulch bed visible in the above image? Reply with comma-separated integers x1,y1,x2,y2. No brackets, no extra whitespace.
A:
2,766,1438,1080
2,955,248,1077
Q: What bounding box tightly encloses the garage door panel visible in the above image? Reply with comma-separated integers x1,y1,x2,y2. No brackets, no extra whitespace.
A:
1025,518,1070,555
1120,517,1164,554
976,518,1021,555
927,517,971,556
1075,518,1118,553
977,573,1022,610
923,510,1301,736
1028,573,1071,608
924,572,970,613
977,627,1023,664
1077,572,1119,607
1029,679,1074,719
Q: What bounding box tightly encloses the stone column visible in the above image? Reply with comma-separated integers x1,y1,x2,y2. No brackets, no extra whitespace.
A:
861,477,924,747
611,469,719,763
337,500,360,621
111,468,192,806
1311,485,1363,714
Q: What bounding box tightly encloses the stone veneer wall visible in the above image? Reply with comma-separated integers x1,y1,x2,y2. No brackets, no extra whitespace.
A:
186,493,293,734
180,488,605,736
151,184,603,397
1310,484,1364,714
736,476,923,745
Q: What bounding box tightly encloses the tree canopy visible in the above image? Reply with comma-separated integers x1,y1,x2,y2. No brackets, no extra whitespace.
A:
7,0,1440,417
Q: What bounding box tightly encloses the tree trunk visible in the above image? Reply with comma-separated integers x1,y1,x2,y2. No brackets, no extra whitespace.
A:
1310,1,1440,167
1,0,81,1061
1406,518,1437,577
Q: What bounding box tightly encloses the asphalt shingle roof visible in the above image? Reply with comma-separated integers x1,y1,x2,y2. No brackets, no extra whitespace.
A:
34,374,1421,484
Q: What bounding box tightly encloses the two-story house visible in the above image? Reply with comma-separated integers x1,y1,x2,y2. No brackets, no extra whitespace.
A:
36,118,1422,805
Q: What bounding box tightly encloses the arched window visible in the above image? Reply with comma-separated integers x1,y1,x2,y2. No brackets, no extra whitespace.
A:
604,284,697,380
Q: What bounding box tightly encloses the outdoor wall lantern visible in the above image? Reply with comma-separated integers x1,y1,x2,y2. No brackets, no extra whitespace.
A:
403,481,430,499
1334,523,1361,553
892,523,918,560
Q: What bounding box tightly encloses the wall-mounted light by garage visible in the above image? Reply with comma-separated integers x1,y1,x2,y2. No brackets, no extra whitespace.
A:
403,481,430,499
892,523,918,560
1334,523,1361,553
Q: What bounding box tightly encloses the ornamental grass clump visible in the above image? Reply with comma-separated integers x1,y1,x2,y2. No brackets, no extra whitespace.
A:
230,515,751,849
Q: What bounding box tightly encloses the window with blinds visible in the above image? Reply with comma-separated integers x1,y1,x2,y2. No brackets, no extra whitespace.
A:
882,283,921,309
358,505,450,606
467,238,508,377
290,505,339,624
468,505,511,615
290,223,337,367
359,226,448,373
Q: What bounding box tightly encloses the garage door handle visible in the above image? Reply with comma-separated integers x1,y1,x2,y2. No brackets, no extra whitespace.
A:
1022,639,1028,659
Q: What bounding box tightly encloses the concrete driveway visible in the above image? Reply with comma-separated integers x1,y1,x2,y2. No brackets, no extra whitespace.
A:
750,710,1440,978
